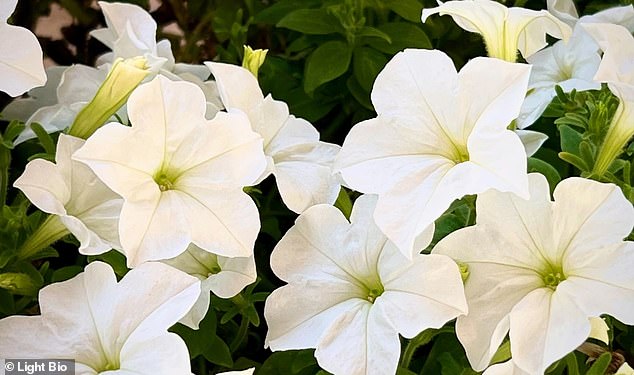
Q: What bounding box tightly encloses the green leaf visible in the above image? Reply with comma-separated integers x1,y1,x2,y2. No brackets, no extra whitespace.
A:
384,0,424,22
586,352,612,375
203,335,233,367
564,352,580,375
30,123,56,156
559,152,589,171
334,188,353,219
304,40,352,92
353,47,388,92
277,9,343,35
51,265,85,283
490,340,511,365
347,75,373,110
356,26,391,43
87,250,128,278
259,350,318,375
368,22,431,55
255,0,321,24
559,124,583,154
528,157,562,192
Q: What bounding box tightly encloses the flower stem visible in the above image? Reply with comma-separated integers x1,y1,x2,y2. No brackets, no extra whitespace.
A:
230,314,250,352
17,215,69,261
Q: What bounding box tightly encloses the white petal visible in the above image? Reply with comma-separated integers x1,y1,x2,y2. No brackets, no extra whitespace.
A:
0,0,17,22
509,288,589,374
315,302,401,375
119,192,190,267
563,242,634,325
517,88,555,129
94,1,157,53
508,8,571,59
205,62,264,113
0,24,46,97
458,57,531,136
516,129,548,157
174,188,260,258
118,333,191,375
273,142,340,213
13,158,70,215
270,203,365,283
378,253,467,338
371,49,459,139
73,123,162,199
171,110,266,189
546,0,578,26
213,255,257,298
582,23,634,85
265,282,364,350
553,177,634,255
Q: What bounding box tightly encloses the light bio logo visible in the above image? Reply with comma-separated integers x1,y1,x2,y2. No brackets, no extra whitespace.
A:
3,359,75,375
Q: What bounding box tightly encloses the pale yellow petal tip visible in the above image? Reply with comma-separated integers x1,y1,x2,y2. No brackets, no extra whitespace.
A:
242,45,268,77
617,362,634,375
588,317,610,345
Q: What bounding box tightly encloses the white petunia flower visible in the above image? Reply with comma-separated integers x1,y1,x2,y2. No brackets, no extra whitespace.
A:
265,195,467,375
0,0,46,96
0,261,200,374
218,369,255,375
91,1,222,117
335,49,530,257
434,173,634,374
14,134,122,254
421,0,571,62
73,75,267,267
163,244,256,329
206,62,341,213
518,1,634,129
517,28,601,129
547,0,634,31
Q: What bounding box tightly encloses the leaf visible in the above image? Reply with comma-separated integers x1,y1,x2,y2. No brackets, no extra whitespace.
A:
334,188,353,219
558,124,583,154
259,350,318,375
255,0,321,24
356,26,391,43
51,265,85,283
528,157,562,192
0,272,40,296
368,22,431,55
29,122,56,156
304,40,352,92
586,352,612,375
277,9,343,35
559,152,589,171
203,335,233,367
384,0,424,22
353,47,388,92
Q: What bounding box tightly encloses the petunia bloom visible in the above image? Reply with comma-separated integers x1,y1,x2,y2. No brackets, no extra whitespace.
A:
206,62,341,213
74,75,267,267
434,173,634,374
0,0,46,96
14,134,122,255
0,261,201,374
335,49,530,257
422,0,571,62
265,195,467,375
163,244,256,329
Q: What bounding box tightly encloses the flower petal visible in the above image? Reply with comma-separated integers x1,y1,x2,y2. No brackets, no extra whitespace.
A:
315,302,401,375
378,253,467,338
509,288,589,374
265,281,364,350
0,24,46,97
553,177,634,256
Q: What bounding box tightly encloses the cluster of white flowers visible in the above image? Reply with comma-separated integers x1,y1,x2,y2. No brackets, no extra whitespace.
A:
1,0,634,374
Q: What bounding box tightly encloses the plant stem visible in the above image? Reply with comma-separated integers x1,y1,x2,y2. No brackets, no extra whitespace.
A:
230,315,249,352
17,215,69,261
